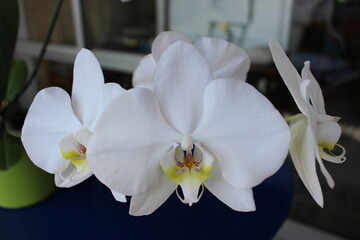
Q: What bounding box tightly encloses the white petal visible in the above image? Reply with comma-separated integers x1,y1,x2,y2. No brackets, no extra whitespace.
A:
132,54,156,90
55,169,92,188
317,121,342,149
289,118,324,207
58,133,83,157
269,39,307,113
88,82,125,131
72,48,104,126
73,128,92,148
301,61,326,114
194,142,214,172
316,151,335,189
154,41,213,134
204,159,255,212
21,87,82,173
111,190,127,203
102,82,126,107
151,31,191,61
87,87,181,196
312,121,336,189
130,146,178,216
302,83,334,189
129,172,176,216
159,143,179,171
193,79,290,189
317,113,340,123
194,37,250,81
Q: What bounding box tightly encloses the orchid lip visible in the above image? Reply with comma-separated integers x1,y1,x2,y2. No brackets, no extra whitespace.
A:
319,143,346,163
59,133,91,182
161,144,213,206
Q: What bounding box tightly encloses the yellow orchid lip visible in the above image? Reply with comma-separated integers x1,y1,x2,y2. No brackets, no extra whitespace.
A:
162,146,213,206
59,134,91,182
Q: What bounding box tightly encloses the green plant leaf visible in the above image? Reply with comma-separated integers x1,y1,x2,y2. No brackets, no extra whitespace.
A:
0,130,24,170
4,119,21,138
6,59,28,101
0,0,19,100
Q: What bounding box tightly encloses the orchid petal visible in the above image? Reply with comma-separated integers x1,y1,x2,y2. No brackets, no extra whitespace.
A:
59,133,84,159
154,41,213,134
300,87,333,197
130,146,178,216
88,82,125,131
194,37,250,81
193,79,290,189
111,190,127,203
72,48,104,126
193,142,214,173
301,61,326,114
87,87,181,195
73,128,92,148
151,31,191,61
290,118,324,207
102,82,125,107
316,113,340,123
204,158,255,212
269,39,307,113
302,82,336,189
317,121,342,150
132,54,156,90
130,173,176,216
315,149,335,189
21,87,82,173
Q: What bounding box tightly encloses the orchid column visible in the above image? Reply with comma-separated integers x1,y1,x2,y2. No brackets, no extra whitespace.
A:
87,33,291,216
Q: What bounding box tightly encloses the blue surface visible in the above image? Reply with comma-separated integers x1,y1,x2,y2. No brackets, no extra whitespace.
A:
0,162,293,240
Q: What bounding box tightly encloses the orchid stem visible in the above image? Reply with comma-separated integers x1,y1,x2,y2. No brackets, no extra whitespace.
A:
284,113,305,122
2,0,64,115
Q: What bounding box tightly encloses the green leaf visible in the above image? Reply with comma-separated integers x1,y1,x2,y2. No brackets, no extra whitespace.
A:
6,59,28,101
0,130,24,170
0,0,19,100
4,119,21,138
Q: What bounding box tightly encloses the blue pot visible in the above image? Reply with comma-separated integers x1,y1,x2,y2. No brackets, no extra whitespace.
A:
0,161,293,240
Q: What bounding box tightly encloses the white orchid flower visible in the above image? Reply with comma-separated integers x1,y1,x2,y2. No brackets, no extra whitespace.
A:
132,31,250,90
87,41,290,216
21,49,126,202
269,39,346,207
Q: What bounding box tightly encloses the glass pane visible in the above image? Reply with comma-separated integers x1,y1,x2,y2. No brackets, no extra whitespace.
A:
37,60,133,93
82,0,156,53
169,0,292,50
103,70,133,90
23,0,75,45
38,60,73,92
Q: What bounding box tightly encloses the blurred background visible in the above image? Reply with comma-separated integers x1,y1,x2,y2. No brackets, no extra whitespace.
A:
12,0,360,239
